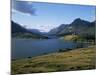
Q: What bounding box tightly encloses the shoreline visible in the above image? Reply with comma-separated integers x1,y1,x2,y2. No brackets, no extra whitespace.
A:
12,45,96,74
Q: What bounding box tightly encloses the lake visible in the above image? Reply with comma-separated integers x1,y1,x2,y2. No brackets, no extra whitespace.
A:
11,38,88,59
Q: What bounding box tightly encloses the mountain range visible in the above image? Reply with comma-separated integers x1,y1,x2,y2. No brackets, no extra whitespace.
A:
11,21,48,39
11,18,96,39
48,18,95,37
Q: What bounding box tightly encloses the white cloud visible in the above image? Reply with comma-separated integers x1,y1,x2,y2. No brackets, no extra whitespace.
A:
30,24,58,32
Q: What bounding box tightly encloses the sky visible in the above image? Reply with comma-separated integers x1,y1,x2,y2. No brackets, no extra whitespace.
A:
12,1,96,32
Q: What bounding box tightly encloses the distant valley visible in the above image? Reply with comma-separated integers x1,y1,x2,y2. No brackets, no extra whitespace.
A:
12,18,96,41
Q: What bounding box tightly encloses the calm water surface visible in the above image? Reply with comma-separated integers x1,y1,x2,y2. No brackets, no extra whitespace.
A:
11,38,87,59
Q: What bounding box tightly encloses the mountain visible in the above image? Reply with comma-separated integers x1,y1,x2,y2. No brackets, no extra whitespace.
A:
11,18,95,39
69,18,92,34
79,21,96,40
11,21,48,39
48,18,96,36
48,24,69,35
11,21,28,33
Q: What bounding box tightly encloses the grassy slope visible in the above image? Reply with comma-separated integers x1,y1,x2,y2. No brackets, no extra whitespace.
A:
12,46,96,74
63,35,79,41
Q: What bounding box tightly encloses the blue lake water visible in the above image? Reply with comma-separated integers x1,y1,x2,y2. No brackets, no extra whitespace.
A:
11,38,87,59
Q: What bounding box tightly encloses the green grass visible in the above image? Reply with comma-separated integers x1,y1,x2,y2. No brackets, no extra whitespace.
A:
63,35,95,45
12,45,96,74
63,35,79,41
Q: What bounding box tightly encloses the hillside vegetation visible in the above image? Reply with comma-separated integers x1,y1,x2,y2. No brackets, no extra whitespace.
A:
12,46,96,74
63,35,79,41
48,18,95,37
11,21,48,39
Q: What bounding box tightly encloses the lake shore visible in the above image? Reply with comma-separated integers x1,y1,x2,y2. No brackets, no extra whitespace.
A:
12,45,96,74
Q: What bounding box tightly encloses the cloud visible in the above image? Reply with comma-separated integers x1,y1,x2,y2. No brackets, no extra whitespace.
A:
12,0,36,15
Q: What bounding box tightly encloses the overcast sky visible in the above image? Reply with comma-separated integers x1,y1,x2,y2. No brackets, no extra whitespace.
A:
12,1,96,32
